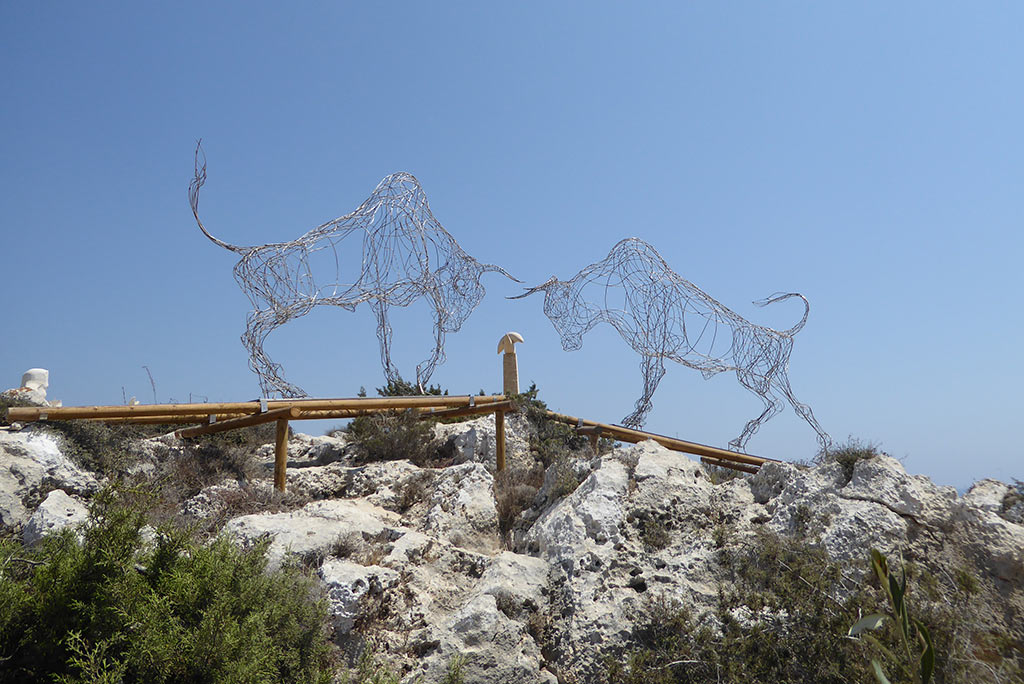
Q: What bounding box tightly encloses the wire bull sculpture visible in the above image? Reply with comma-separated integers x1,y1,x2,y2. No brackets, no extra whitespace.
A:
512,237,831,451
189,144,518,397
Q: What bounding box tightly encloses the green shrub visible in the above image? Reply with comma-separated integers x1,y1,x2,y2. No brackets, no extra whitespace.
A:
1002,479,1024,515
494,464,545,544
344,376,448,466
608,531,877,684
639,519,672,551
512,384,591,467
346,410,441,466
0,487,334,683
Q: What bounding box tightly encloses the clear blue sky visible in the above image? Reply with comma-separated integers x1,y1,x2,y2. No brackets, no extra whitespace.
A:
2,3,1021,489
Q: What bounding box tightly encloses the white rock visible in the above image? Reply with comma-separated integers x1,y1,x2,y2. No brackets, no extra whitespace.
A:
319,559,400,633
21,368,49,394
433,413,531,470
255,431,350,466
526,454,629,567
0,430,99,529
223,498,400,570
962,479,1012,513
424,462,499,552
22,489,88,546
952,499,1024,582
843,455,957,522
476,551,549,607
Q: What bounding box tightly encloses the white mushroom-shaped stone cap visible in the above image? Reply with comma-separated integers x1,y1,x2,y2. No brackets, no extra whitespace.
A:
497,332,524,354
21,368,49,392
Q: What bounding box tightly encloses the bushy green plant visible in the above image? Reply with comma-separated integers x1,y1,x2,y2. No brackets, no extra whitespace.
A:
608,531,876,683
849,549,935,684
494,463,545,544
512,384,590,467
441,654,467,684
0,487,334,683
337,647,404,684
346,410,441,465
374,377,446,398
345,376,447,466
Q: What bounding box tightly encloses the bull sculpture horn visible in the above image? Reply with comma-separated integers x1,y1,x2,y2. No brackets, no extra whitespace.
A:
497,332,524,394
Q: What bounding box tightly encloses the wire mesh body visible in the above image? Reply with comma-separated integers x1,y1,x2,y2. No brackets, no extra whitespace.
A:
190,146,517,397
514,238,831,451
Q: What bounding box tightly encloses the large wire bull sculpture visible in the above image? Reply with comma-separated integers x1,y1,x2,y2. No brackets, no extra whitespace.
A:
189,144,517,397
513,237,830,451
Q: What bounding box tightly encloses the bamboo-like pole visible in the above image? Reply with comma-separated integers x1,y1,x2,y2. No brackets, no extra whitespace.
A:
5,395,507,423
174,407,299,440
274,418,289,492
700,456,760,475
87,415,248,425
419,400,516,422
495,409,506,472
545,410,773,468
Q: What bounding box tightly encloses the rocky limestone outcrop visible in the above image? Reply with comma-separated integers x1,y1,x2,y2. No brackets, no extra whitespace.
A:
202,432,1024,683
5,413,1022,683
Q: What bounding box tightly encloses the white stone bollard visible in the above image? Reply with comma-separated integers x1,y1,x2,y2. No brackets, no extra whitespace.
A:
21,368,49,396
497,332,524,395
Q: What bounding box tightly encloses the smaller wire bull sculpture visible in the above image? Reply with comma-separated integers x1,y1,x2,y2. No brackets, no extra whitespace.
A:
512,237,831,451
189,144,517,397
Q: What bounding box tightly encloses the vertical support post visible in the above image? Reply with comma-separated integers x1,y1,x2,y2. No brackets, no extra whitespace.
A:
274,418,289,492
495,409,506,472
497,332,524,396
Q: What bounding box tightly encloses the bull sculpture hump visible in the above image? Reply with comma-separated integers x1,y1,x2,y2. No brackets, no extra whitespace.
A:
513,237,830,451
189,144,518,397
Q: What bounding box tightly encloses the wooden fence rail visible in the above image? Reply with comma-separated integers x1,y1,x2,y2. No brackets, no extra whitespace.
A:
4,395,769,490
544,410,775,470
4,395,513,492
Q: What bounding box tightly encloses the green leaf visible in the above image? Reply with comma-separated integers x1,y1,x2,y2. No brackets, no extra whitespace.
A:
849,614,889,636
862,634,901,667
870,658,893,684
917,619,935,684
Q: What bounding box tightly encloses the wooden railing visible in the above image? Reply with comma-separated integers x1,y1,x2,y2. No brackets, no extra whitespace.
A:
5,396,509,491
5,395,768,490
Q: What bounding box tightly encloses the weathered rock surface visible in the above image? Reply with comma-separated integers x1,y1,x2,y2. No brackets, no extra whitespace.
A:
434,412,532,470
22,488,89,546
0,428,99,530
4,413,1022,683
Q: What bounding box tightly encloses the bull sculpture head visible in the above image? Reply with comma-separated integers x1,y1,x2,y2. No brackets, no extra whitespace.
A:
510,276,590,352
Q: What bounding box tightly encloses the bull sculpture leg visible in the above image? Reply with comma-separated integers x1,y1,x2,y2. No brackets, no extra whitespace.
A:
243,308,308,397
729,374,784,451
622,354,667,429
371,300,403,387
774,374,832,451
414,293,448,393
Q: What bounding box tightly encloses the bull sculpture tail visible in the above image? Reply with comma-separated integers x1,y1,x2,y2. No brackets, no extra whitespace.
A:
189,141,251,255
752,292,810,337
